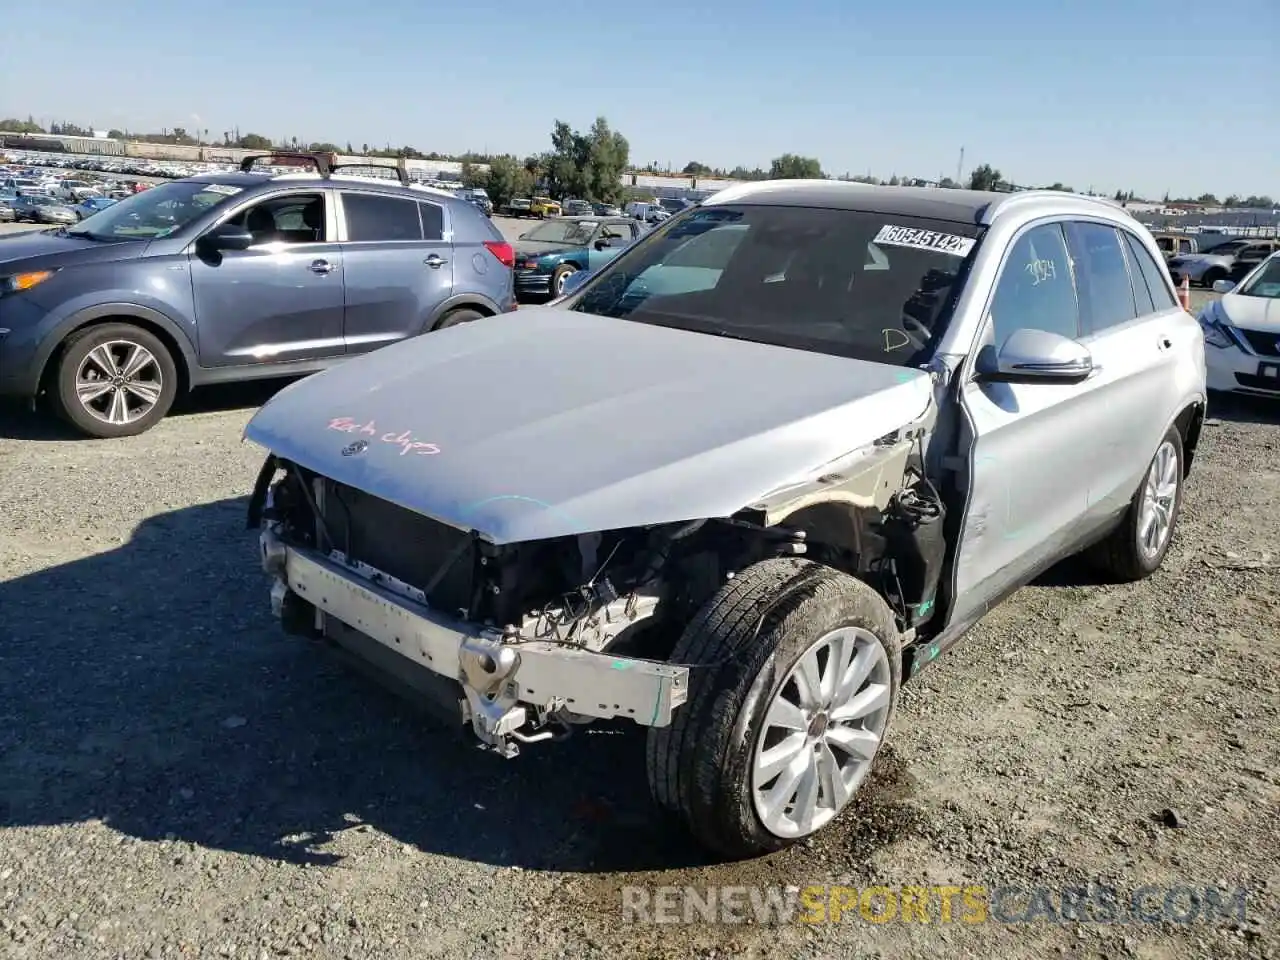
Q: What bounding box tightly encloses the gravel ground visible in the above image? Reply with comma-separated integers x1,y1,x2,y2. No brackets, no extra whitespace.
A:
0,219,1275,960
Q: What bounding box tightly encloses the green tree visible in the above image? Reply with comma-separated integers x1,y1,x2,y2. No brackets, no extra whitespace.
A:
683,161,711,176
107,128,126,140
539,117,630,202
966,163,1002,191
475,155,534,207
0,116,45,133
235,133,273,150
769,154,823,179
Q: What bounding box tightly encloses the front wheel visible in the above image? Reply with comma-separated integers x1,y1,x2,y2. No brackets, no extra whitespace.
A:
50,322,178,438
550,263,577,297
647,558,902,859
1200,268,1226,288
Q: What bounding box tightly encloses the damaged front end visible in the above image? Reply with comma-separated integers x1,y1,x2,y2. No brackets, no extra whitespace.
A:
247,393,947,758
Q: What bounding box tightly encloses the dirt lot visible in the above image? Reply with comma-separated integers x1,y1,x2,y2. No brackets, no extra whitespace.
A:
0,224,1276,960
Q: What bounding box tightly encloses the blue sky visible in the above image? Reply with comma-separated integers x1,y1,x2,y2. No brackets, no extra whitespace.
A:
6,0,1277,199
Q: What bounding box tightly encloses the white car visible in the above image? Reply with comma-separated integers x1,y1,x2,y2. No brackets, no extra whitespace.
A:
1199,252,1280,396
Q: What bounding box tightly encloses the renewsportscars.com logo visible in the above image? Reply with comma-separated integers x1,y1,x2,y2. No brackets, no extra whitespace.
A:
620,883,1252,926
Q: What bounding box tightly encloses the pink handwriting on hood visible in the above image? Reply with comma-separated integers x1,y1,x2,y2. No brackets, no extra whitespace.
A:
327,417,441,456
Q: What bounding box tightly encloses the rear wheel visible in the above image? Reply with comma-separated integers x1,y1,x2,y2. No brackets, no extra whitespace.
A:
1087,426,1184,581
433,308,485,331
51,323,178,438
646,558,902,859
1200,267,1226,288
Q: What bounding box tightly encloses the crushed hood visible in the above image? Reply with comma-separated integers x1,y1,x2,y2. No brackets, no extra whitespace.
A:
244,307,932,544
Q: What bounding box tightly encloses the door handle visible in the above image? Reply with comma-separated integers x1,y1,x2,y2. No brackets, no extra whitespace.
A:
424,254,449,268
309,259,335,275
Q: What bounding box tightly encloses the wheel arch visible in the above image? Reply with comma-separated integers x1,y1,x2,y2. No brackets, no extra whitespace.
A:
424,294,499,332
1172,398,1206,477
37,304,195,397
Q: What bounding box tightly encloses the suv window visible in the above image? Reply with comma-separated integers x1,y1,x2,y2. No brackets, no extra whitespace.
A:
1123,232,1178,311
572,205,982,366
988,222,1080,344
226,193,325,246
343,192,423,242
418,201,443,241
1067,222,1137,334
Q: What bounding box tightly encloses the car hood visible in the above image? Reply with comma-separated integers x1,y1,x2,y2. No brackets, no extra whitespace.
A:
513,239,581,259
245,308,932,544
0,229,146,268
1221,294,1280,331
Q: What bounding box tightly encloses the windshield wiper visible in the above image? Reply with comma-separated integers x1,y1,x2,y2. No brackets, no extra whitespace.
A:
65,230,111,242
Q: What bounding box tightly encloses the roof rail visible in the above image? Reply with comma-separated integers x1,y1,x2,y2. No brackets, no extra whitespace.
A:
239,152,333,175
982,189,1130,224
330,162,409,187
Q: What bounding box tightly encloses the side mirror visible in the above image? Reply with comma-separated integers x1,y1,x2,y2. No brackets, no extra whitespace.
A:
975,327,1094,384
198,222,254,252
1212,279,1236,295
560,269,592,296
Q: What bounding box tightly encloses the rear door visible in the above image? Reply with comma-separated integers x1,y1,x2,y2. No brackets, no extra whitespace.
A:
950,221,1120,623
337,190,453,355
1064,221,1183,512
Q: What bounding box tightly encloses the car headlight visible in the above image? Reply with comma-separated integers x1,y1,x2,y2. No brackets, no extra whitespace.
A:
1,269,57,295
1197,306,1234,349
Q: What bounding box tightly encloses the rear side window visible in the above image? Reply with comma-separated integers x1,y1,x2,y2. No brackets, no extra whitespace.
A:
1121,236,1156,315
342,193,423,242
1123,232,1178,311
418,202,443,240
1067,222,1138,334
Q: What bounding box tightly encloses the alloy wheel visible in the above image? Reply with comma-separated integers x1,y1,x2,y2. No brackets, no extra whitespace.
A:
74,340,164,426
751,626,892,838
1137,439,1179,558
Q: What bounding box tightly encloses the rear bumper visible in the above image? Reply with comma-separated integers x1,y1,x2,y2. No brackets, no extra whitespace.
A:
260,530,689,756
514,270,552,296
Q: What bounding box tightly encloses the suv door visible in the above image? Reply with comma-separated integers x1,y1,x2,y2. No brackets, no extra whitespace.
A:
337,191,452,355
950,221,1120,622
189,189,345,367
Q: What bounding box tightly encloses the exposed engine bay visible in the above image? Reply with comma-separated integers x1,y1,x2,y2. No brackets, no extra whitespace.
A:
248,415,948,758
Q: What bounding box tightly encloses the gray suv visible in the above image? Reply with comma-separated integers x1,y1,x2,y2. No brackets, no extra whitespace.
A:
0,153,516,438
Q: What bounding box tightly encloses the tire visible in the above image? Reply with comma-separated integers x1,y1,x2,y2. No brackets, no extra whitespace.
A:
432,308,485,331
1200,267,1225,288
646,557,902,860
1086,425,1184,582
550,263,578,297
50,322,178,438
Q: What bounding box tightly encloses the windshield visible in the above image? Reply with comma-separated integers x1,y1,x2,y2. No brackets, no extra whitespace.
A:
68,180,240,240
1237,258,1280,298
570,205,982,366
521,219,600,245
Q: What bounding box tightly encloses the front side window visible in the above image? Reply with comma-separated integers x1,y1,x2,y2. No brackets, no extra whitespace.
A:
570,205,982,366
223,193,326,246
342,192,424,242
68,180,239,240
987,222,1080,344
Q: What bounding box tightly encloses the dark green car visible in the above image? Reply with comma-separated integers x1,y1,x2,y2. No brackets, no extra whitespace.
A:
513,216,645,300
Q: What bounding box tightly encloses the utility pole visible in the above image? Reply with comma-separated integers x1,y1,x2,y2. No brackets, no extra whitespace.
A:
956,146,964,186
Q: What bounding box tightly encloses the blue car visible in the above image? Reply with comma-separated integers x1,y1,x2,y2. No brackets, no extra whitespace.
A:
513,216,645,300
0,152,516,437
73,196,118,220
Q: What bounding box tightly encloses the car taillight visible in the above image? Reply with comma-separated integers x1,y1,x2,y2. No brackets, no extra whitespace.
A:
484,240,515,268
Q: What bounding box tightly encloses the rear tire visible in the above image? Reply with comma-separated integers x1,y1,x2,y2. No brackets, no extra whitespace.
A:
646,558,902,860
433,308,485,331
1086,426,1184,582
1200,267,1226,288
50,322,178,438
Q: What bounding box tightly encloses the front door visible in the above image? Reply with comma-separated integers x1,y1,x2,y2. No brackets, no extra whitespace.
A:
338,191,453,355
950,221,1117,626
189,190,345,367
588,220,637,271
